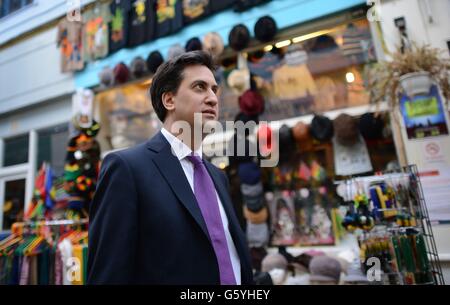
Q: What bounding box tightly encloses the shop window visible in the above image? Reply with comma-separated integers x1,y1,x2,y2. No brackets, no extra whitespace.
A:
218,18,376,123
0,0,33,19
37,123,69,177
3,134,29,167
2,178,25,231
95,81,162,152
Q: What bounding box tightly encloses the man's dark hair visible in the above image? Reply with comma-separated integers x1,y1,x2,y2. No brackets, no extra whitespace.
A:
150,50,216,122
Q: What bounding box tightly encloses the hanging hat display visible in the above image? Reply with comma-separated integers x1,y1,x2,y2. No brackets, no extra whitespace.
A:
333,113,359,146
130,56,147,79
99,66,114,88
244,206,269,224
359,112,384,140
238,89,265,116
185,37,203,52
113,62,130,84
254,15,277,43
238,161,262,185
310,115,334,142
168,43,185,60
228,24,251,51
146,51,164,74
279,124,294,149
202,32,224,58
227,69,251,95
292,121,309,142
257,124,273,156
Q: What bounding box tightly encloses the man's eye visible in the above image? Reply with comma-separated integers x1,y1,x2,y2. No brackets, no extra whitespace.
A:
195,84,205,90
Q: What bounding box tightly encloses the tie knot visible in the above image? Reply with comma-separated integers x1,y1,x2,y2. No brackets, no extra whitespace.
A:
187,154,203,167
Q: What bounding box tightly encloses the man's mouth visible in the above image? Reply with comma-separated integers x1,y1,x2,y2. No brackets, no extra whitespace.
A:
202,109,216,117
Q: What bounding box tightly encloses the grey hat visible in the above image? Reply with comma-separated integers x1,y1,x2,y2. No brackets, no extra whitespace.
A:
309,256,342,283
246,221,269,248
241,181,264,197
261,253,288,272
168,43,185,60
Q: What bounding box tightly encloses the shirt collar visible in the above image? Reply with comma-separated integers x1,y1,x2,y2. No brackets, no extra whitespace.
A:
160,127,203,161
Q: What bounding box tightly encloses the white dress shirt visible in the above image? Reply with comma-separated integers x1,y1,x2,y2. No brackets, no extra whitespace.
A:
160,128,241,284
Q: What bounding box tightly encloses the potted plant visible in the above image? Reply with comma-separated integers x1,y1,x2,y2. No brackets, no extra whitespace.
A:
367,44,450,108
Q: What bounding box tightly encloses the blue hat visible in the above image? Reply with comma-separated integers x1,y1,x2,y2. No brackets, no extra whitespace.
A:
238,162,261,185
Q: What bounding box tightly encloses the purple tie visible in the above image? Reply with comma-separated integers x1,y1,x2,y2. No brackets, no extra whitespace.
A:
187,154,237,285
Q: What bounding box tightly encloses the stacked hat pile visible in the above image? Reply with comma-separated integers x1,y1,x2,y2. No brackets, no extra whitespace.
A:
238,161,270,249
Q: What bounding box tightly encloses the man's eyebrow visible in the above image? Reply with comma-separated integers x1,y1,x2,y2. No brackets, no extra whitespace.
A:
191,79,219,88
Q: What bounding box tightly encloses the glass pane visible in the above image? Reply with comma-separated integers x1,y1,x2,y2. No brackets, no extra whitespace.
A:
9,0,21,13
37,124,69,177
2,179,26,230
3,134,29,166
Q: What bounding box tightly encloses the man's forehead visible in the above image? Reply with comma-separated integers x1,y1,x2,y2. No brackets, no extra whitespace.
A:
183,65,217,85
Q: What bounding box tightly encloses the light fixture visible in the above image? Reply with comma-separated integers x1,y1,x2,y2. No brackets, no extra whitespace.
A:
219,162,226,169
275,39,291,48
292,29,333,44
264,45,273,52
346,72,355,83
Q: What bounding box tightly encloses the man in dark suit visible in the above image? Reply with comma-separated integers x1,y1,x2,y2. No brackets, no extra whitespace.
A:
87,51,254,285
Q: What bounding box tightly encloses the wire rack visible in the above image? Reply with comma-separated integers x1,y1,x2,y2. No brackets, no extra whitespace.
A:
341,165,445,285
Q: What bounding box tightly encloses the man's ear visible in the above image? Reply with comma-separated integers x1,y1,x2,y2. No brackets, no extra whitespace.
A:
162,92,175,112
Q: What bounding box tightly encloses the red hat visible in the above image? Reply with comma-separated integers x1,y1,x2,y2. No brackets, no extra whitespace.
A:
113,62,130,84
238,89,264,116
257,123,273,156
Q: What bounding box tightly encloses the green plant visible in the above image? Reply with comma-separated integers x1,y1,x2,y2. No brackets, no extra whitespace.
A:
367,44,450,107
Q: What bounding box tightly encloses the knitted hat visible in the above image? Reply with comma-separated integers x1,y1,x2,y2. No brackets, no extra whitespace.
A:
238,89,265,116
228,24,251,51
309,255,342,283
310,115,334,141
261,253,288,272
333,113,359,146
254,15,277,42
146,51,164,74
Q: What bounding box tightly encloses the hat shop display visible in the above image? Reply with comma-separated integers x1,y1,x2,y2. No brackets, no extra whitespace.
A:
238,89,265,116
185,37,203,52
113,62,131,84
146,50,164,74
203,32,224,59
130,56,147,79
99,66,114,88
359,112,385,140
254,15,277,43
168,43,185,60
228,24,251,52
333,113,359,147
310,114,334,142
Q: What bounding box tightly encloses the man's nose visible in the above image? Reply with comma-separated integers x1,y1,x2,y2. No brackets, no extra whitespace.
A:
205,89,218,106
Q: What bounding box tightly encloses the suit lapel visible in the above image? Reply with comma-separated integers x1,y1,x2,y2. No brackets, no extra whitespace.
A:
148,132,210,241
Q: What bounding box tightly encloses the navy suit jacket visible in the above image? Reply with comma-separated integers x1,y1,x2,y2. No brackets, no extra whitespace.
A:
87,131,254,284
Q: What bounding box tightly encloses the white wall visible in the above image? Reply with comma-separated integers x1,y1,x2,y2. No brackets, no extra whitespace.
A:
0,25,75,115
0,0,94,45
378,0,450,56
